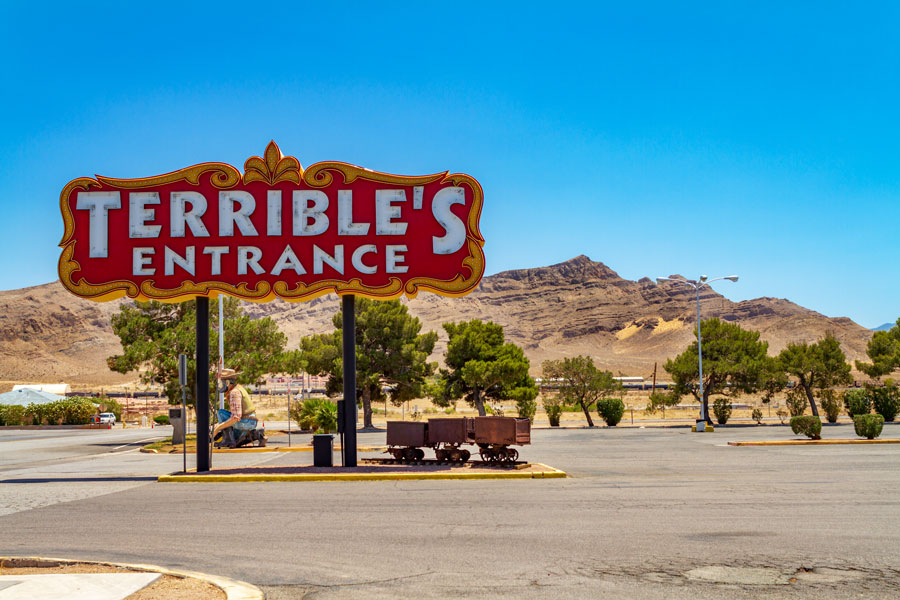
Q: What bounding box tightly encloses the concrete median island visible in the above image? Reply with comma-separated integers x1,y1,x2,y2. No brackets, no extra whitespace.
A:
158,462,566,482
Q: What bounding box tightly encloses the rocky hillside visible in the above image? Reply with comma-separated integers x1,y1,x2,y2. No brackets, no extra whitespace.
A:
0,256,874,390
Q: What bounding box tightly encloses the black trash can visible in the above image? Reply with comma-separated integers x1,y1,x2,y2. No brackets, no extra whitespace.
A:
313,434,334,467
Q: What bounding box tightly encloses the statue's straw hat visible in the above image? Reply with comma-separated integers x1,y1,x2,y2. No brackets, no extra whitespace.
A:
219,368,241,380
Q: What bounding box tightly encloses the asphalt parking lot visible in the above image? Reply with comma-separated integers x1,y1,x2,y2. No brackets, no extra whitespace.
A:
1,423,898,599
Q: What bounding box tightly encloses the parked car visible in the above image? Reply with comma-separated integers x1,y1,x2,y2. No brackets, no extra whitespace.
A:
98,413,116,425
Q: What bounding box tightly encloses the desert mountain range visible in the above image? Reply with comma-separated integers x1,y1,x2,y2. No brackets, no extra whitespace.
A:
0,255,874,390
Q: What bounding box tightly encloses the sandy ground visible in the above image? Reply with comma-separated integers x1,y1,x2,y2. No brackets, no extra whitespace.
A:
0,562,224,599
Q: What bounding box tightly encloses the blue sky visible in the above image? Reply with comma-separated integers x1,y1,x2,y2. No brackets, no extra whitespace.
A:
1,2,897,328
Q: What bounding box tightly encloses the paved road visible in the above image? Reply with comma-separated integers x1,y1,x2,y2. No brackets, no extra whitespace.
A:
1,423,898,598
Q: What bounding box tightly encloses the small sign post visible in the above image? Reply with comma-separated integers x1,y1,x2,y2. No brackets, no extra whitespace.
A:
178,353,187,473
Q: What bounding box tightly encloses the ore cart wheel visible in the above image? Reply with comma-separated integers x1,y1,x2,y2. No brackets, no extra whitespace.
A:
403,448,417,461
449,448,461,461
479,448,493,462
460,449,471,463
507,448,518,462
389,448,404,461
435,448,447,461
414,448,425,461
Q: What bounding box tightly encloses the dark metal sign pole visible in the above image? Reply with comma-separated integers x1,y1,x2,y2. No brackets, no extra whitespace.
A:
342,294,357,467
196,297,211,472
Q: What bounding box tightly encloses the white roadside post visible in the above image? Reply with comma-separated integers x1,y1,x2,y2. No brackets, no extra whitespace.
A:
655,275,739,432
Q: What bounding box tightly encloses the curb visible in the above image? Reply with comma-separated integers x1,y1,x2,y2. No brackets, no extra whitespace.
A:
141,445,386,454
728,439,900,446
157,463,567,483
0,556,262,600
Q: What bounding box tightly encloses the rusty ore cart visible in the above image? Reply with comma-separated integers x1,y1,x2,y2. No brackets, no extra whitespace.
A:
474,416,531,462
385,421,427,460
385,416,530,463
427,417,474,462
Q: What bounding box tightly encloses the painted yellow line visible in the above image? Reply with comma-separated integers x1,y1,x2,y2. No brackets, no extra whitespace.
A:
0,556,262,600
213,445,386,453
158,464,567,483
728,439,900,446
143,445,387,454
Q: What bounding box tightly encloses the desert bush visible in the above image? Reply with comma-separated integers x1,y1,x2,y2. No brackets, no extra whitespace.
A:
60,398,100,425
444,406,456,415
843,388,871,417
154,414,170,425
24,403,46,425
853,414,884,439
291,398,332,431
543,395,564,427
790,415,822,439
25,398,95,425
817,389,841,423
870,385,900,422
751,408,763,424
0,404,26,426
516,397,537,422
712,397,732,424
645,391,679,415
775,409,788,424
785,388,808,417
314,401,338,433
597,398,625,426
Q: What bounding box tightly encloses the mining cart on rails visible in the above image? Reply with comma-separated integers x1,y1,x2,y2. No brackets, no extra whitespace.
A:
385,416,531,463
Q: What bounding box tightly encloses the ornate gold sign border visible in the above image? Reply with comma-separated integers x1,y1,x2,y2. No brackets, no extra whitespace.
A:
58,142,485,303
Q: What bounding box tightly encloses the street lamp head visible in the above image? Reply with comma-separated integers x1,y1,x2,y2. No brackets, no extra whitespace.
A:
699,275,708,282
724,275,739,282
655,277,669,284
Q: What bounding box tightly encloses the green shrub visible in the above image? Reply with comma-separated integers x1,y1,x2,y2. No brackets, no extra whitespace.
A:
0,404,26,426
870,386,900,422
712,398,732,424
516,397,537,422
785,388,808,417
843,388,871,417
597,398,625,426
314,402,338,433
790,415,822,440
154,414,170,425
853,414,884,439
60,398,97,425
751,408,763,424
543,396,563,427
291,398,332,431
645,391,679,415
817,389,841,423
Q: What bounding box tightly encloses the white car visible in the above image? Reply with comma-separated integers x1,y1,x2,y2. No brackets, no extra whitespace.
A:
98,413,116,426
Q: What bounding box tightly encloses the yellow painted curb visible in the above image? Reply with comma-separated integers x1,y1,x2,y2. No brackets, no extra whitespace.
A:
158,464,567,483
729,439,900,446
212,445,386,454
0,556,262,600
691,424,715,432
142,445,387,454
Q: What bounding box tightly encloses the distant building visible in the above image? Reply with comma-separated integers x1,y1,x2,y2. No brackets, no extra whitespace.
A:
0,388,64,405
12,383,71,395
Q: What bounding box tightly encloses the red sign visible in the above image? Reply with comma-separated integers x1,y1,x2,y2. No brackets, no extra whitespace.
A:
58,142,484,303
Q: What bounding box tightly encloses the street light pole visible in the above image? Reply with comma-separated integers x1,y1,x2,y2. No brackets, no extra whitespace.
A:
656,274,738,430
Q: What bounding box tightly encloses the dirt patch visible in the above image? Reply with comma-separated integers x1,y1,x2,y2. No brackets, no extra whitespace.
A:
0,561,225,599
